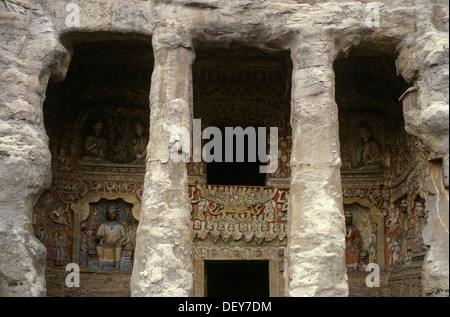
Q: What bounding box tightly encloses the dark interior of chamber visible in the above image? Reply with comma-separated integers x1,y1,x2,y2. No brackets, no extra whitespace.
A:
205,260,270,297
43,39,153,151
205,127,267,186
193,47,292,187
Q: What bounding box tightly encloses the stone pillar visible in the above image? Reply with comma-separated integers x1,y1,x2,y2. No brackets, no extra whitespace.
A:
0,3,69,296
397,0,449,296
130,27,195,297
284,37,348,297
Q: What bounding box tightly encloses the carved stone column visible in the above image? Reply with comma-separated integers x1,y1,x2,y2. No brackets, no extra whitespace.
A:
397,0,449,296
284,37,348,296
0,4,69,296
130,27,195,297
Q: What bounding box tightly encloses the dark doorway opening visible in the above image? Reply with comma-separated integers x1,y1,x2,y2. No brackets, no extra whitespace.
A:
206,127,267,186
205,260,269,297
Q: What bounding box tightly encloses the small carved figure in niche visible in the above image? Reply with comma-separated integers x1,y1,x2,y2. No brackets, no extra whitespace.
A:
232,222,243,241
244,223,254,242
278,223,287,242
345,210,363,270
341,143,352,171
82,120,107,161
356,124,383,170
79,236,89,268
194,220,208,240
95,205,130,269
58,149,74,172
367,233,377,265
191,188,208,222
407,205,418,252
36,227,48,243
265,222,276,242
190,162,205,176
50,230,70,266
414,201,428,251
219,222,232,243
51,204,71,228
132,120,148,163
255,222,265,244
209,219,220,243
113,134,128,163
388,236,402,267
278,190,288,221
385,202,400,237
264,198,276,222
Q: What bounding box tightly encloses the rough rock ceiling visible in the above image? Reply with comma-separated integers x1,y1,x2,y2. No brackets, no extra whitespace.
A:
45,40,153,116
334,55,409,123
43,40,154,139
193,47,292,128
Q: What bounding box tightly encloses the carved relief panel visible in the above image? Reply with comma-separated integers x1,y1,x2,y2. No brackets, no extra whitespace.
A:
33,180,143,271
189,185,288,245
344,202,381,270
340,118,386,173
57,106,149,170
34,105,148,272
34,187,74,267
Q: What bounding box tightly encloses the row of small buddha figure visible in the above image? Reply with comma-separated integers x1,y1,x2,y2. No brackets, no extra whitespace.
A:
82,119,148,163
193,216,287,243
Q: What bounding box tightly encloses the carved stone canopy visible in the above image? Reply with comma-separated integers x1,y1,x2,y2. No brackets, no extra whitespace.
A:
71,192,141,223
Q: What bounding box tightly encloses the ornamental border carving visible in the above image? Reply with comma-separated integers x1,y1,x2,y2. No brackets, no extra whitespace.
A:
193,245,285,261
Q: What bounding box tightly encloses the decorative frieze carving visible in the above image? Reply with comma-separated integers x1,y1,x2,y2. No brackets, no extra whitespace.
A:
194,245,285,261
190,185,288,245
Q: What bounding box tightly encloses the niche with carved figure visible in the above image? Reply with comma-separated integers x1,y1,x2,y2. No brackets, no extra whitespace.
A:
344,203,380,271
79,198,138,271
33,37,152,296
